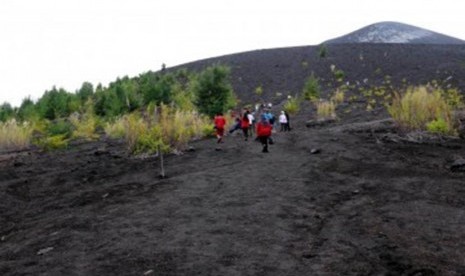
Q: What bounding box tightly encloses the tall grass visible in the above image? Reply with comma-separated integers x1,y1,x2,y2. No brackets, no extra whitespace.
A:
387,86,455,134
316,100,336,120
0,119,34,151
106,104,213,154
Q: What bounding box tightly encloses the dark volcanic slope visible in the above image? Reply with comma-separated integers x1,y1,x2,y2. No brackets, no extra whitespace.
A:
172,44,465,105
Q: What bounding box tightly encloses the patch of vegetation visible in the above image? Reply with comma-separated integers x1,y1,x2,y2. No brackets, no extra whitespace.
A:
0,119,33,151
283,95,301,115
387,86,458,135
303,72,321,101
316,100,336,120
318,44,327,58
255,85,263,96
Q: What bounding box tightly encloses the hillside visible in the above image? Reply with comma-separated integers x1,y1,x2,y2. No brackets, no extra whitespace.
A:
173,43,465,107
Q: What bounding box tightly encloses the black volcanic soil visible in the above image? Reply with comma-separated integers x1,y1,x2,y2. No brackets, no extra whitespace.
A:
2,43,465,275
2,105,465,275
176,44,465,105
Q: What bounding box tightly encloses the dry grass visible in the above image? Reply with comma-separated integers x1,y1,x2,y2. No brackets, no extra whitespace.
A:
330,89,345,105
387,86,455,134
316,100,336,119
0,119,34,151
107,104,213,154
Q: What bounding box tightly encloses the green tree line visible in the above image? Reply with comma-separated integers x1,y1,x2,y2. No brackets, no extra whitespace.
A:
0,64,236,122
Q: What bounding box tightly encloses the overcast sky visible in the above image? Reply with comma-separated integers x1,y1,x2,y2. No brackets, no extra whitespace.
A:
1,0,464,107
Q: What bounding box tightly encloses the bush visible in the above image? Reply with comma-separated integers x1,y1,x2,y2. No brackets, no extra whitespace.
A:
0,119,33,151
318,44,327,58
427,118,453,135
316,100,336,120
303,72,321,101
46,119,73,138
36,134,68,151
120,104,213,154
70,99,99,140
387,86,455,134
104,117,126,139
283,95,301,115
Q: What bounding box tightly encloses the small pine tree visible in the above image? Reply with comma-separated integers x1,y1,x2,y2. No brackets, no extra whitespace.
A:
192,64,236,117
303,72,321,101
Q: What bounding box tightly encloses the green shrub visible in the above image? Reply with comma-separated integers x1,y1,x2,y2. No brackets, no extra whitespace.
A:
387,86,455,134
36,134,68,151
46,119,73,138
255,86,263,96
303,72,321,101
318,44,327,58
427,118,453,135
283,95,301,115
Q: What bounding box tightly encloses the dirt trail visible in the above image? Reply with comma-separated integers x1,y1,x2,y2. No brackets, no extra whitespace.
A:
1,116,465,275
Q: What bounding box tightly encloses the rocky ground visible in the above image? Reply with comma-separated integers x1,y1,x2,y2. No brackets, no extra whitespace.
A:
2,43,465,275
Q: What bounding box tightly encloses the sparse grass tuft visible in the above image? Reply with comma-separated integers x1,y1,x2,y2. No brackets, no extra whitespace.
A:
316,100,336,120
330,89,345,105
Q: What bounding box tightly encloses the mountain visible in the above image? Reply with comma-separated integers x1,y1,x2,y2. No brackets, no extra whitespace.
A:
324,21,465,44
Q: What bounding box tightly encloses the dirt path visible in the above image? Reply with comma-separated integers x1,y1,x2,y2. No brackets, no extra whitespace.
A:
1,118,465,275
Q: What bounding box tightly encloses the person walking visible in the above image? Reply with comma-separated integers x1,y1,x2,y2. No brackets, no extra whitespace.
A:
284,111,291,131
241,110,251,141
256,114,273,153
279,111,288,132
214,112,226,149
248,111,255,134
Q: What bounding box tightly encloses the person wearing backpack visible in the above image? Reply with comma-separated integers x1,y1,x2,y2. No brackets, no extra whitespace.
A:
256,114,273,153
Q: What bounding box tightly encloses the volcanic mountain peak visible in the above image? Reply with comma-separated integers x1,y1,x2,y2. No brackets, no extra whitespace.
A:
325,21,465,44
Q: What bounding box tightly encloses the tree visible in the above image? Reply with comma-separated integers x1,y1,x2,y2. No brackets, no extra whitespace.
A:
0,102,14,122
17,97,38,121
192,64,236,117
77,82,94,104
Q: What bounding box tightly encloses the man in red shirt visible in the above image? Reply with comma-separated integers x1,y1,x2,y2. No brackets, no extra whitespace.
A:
256,114,273,153
214,112,226,146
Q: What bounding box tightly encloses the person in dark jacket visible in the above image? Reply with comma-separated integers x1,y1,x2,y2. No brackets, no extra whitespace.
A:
241,110,251,141
256,114,273,153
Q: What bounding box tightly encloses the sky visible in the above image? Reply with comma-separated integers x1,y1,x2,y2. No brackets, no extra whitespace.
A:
1,0,464,107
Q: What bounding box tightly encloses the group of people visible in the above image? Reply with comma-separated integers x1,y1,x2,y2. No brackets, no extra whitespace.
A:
213,107,291,153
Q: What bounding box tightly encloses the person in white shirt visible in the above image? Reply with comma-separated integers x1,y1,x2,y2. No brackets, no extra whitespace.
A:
279,111,288,132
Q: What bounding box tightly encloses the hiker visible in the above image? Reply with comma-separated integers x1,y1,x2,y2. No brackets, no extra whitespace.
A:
256,114,273,153
279,111,288,132
214,112,226,145
228,117,241,134
248,111,256,134
264,109,275,127
241,110,251,141
284,111,291,131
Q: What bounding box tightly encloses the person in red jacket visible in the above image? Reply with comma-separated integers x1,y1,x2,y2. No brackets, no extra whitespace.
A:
241,110,251,141
256,114,273,153
214,112,226,145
